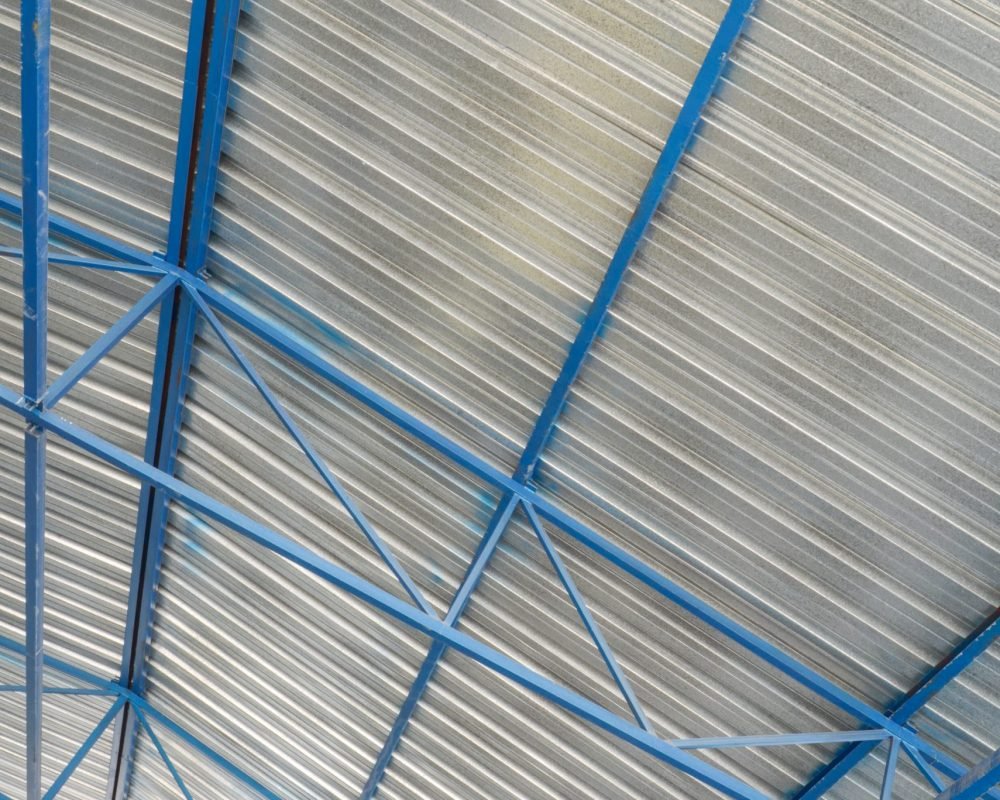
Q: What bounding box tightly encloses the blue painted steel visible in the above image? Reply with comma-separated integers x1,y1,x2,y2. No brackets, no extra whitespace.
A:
44,274,179,408
0,395,769,800
184,0,241,270
20,2,51,799
515,0,756,482
0,247,163,275
359,494,520,799
881,737,901,800
669,731,889,750
189,287,435,614
0,686,115,696
43,697,127,800
524,500,652,731
134,708,195,800
166,0,211,264
906,744,947,793
936,749,1000,800
0,193,143,263
108,1,242,796
794,608,1000,800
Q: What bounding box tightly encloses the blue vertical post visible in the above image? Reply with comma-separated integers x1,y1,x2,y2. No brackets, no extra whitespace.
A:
360,2,755,795
793,608,1000,800
105,1,241,797
20,1,51,798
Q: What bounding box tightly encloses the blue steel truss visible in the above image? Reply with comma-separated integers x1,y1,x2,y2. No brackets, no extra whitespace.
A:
5,0,1000,799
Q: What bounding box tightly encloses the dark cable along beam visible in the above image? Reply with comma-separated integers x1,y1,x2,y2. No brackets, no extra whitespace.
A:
105,1,241,798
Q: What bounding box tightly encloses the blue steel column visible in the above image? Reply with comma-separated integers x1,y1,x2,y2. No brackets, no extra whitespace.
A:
20,1,51,798
360,2,756,796
104,1,241,798
793,608,1000,800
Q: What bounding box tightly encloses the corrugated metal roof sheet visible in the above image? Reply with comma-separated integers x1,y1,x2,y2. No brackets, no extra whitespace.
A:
0,0,187,250
0,0,998,798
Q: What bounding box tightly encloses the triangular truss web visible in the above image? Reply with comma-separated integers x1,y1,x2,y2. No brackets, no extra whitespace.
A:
458,498,653,728
183,282,439,618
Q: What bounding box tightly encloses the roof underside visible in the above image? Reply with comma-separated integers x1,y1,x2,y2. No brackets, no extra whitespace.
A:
0,0,998,799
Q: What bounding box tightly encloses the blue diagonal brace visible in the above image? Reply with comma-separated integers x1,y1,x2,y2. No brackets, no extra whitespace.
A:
524,500,652,731
20,1,51,798
188,285,436,615
360,1,756,795
793,607,1000,800
881,737,901,800
105,1,241,797
0,376,983,796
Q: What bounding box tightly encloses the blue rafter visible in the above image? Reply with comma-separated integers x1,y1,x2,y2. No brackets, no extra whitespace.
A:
105,1,241,797
360,1,756,794
0,188,989,798
936,749,1000,800
0,385,985,795
793,608,1000,800
19,1,51,798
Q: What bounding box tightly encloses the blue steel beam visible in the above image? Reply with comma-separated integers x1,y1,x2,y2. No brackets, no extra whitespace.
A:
0,187,982,788
106,0,242,797
0,189,985,786
361,3,756,793
0,376,982,793
0,392,771,800
516,0,756,483
20,1,51,799
0,686,115,696
670,731,889,750
936,749,1000,800
0,248,164,276
793,608,1000,800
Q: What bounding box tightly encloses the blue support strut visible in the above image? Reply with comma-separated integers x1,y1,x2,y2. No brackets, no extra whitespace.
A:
0,391,771,800
793,608,1000,800
0,346,985,799
360,0,756,794
20,1,51,798
105,1,241,797
0,188,986,795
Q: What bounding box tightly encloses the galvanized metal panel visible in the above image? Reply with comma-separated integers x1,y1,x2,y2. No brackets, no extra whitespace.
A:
140,505,433,799
205,0,729,471
536,2,1000,795
0,0,188,251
